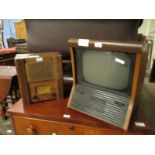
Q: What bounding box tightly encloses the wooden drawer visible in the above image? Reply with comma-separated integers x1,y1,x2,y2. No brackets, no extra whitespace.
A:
12,115,128,135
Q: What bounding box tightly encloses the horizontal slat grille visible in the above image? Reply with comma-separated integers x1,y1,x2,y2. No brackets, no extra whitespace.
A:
70,84,130,128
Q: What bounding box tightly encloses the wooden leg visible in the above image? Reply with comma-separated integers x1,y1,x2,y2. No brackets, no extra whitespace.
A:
0,104,6,120
11,76,19,103
0,99,8,120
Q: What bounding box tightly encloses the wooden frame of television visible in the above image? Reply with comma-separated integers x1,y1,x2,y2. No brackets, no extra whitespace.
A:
67,38,149,130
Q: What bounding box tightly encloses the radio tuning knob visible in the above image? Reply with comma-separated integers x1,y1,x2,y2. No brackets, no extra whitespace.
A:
51,92,56,97
33,95,38,100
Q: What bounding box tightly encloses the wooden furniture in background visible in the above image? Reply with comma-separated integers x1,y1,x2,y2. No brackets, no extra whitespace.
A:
0,66,19,119
15,43,29,54
0,48,16,66
7,38,26,48
14,20,27,40
7,98,150,135
24,20,142,98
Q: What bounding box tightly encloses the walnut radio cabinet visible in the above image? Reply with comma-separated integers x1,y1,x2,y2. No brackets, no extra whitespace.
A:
7,98,150,135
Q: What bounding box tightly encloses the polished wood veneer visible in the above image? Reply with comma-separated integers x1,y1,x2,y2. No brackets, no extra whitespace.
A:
7,98,150,135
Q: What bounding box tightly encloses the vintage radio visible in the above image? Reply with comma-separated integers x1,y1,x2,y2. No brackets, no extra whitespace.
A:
15,52,63,104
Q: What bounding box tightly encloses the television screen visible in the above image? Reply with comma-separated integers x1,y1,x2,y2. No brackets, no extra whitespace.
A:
76,49,135,95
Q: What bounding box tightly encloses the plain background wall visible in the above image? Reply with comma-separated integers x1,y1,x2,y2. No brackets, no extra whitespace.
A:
138,19,155,69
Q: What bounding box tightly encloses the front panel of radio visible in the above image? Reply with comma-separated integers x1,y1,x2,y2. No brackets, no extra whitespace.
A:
15,52,63,104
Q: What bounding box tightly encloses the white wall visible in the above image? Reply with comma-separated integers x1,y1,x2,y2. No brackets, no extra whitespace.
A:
138,19,151,36
138,19,155,68
149,20,155,67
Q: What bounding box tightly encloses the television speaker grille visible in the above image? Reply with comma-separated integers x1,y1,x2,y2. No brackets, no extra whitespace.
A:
70,84,130,128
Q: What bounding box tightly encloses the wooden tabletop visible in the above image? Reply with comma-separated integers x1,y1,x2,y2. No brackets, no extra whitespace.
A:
0,66,16,77
7,98,151,134
0,66,17,102
0,48,16,55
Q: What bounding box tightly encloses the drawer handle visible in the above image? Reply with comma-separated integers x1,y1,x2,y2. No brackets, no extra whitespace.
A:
68,125,75,130
26,125,36,135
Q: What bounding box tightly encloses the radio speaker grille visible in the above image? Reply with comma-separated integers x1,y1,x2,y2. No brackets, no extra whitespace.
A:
25,61,55,82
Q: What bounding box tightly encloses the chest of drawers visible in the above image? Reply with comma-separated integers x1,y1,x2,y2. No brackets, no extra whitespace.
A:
7,99,150,135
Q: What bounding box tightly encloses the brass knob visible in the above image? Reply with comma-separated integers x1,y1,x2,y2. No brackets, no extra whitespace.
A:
33,95,38,100
26,125,36,135
69,125,75,130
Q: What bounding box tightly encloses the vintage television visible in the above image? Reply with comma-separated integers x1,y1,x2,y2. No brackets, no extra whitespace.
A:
67,38,149,130
15,52,63,104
